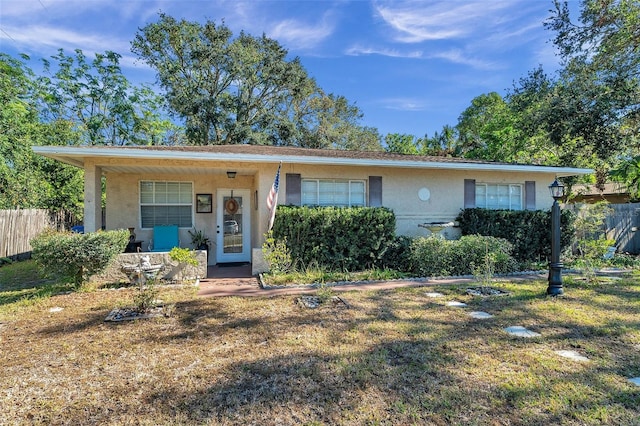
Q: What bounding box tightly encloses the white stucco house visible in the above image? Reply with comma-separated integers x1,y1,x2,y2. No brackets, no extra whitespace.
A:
33,145,592,268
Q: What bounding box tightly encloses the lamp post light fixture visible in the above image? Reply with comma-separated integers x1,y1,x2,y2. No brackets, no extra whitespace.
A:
547,178,565,296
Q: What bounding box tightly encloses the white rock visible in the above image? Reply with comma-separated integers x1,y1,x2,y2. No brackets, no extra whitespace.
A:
504,326,541,337
469,311,493,319
555,350,590,362
446,301,467,307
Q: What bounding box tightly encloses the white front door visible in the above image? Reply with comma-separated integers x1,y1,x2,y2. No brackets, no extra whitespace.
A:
216,189,251,263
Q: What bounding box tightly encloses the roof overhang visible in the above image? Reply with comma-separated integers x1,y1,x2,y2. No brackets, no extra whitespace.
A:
32,146,593,177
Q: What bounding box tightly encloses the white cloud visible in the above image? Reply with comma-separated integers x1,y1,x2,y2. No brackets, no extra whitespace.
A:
0,24,143,69
374,0,514,43
428,49,499,71
267,14,335,50
345,45,423,58
379,97,427,111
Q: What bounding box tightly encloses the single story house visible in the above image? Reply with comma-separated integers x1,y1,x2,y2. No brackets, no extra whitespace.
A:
33,145,592,270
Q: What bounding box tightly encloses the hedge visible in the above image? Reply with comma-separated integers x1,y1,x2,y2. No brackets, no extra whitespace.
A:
410,235,517,277
272,206,396,271
31,229,129,286
456,208,576,262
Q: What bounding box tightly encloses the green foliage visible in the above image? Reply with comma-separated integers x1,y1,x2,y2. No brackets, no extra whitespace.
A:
381,235,414,272
262,231,292,274
188,229,210,248
456,208,576,262
610,156,640,201
168,247,199,267
133,277,159,312
572,202,616,282
456,92,523,162
0,54,84,216
132,13,380,149
169,247,199,282
31,229,129,286
471,240,497,288
411,235,517,277
272,206,396,271
38,49,179,146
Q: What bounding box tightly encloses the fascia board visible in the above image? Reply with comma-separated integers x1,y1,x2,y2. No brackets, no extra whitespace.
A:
32,146,593,176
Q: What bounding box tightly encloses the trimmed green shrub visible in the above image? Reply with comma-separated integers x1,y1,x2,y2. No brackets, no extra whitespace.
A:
31,229,129,286
272,206,396,271
456,208,576,262
411,235,517,277
381,235,414,272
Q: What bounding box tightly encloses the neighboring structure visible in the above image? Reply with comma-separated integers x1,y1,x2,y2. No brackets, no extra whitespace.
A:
570,182,631,204
33,145,592,267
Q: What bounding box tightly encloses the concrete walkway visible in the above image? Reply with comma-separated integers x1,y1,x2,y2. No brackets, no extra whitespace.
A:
197,265,547,298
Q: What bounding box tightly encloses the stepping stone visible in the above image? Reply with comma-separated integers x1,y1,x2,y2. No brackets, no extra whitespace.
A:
629,377,640,387
504,326,541,337
425,292,444,298
446,301,467,307
555,350,590,362
49,307,64,313
469,311,493,319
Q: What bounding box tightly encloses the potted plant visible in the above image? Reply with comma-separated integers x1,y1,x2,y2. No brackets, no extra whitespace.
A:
188,228,211,251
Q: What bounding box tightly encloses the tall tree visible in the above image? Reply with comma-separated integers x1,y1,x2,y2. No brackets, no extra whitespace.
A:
0,54,84,216
38,49,178,146
544,0,640,179
456,92,525,162
132,14,378,149
384,133,420,155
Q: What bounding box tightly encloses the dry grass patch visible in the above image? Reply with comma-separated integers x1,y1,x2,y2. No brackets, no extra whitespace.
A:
1,263,639,425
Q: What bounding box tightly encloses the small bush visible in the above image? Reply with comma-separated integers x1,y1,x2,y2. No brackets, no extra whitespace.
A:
31,229,129,286
169,247,199,282
262,231,292,274
411,235,517,277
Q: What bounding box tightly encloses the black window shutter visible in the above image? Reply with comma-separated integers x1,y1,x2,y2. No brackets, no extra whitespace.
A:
464,179,476,208
525,181,536,210
369,176,382,207
285,173,301,206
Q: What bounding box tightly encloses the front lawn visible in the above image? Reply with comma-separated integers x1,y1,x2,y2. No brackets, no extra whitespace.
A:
0,261,639,425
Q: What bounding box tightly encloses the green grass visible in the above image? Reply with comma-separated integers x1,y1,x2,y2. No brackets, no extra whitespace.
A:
0,260,639,425
262,266,409,286
0,260,76,316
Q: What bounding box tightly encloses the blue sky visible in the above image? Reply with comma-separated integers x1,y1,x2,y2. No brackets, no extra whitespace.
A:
1,0,568,138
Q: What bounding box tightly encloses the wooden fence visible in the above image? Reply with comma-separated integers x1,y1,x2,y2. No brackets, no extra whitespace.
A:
605,203,640,254
565,202,640,254
0,209,75,259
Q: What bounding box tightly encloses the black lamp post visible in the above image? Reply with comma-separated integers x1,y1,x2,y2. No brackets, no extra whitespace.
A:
547,178,565,296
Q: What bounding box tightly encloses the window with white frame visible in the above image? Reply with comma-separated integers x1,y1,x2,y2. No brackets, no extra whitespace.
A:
140,181,193,228
475,183,523,210
301,179,366,207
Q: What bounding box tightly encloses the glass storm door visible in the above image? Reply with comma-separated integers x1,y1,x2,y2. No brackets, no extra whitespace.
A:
216,189,251,263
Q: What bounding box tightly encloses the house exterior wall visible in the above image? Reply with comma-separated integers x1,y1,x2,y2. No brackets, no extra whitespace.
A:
277,162,558,238
96,156,558,265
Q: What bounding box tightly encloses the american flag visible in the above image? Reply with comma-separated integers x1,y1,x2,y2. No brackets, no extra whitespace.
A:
266,162,281,231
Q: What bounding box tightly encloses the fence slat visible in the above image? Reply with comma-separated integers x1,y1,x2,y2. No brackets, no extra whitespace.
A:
0,209,68,259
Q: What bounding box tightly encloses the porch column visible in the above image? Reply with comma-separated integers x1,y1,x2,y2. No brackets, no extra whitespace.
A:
84,162,102,232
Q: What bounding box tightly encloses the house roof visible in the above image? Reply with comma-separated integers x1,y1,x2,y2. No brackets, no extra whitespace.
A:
32,144,593,176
